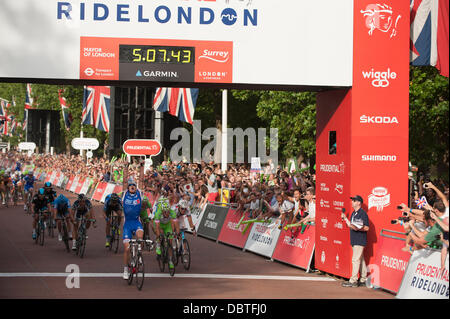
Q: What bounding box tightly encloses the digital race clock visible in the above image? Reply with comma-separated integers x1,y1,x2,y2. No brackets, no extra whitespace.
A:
119,45,195,64
118,44,195,82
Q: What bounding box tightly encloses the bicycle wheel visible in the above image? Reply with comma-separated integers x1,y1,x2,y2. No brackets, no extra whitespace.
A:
182,239,191,271
136,252,145,290
127,253,135,285
48,216,54,238
173,237,180,266
168,244,176,277
62,222,70,252
39,220,45,246
113,226,120,254
157,239,165,273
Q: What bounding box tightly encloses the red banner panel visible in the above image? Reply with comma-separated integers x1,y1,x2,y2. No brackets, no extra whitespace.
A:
272,224,316,271
217,209,253,249
372,231,411,293
92,182,108,202
74,178,85,194
65,176,75,191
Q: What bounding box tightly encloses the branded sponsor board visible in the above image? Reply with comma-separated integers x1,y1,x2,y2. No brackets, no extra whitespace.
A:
79,178,91,195
190,204,207,232
69,175,80,193
244,218,282,259
272,224,316,271
65,176,75,191
372,231,411,294
92,182,108,202
217,209,253,249
197,204,229,240
0,0,353,87
123,139,162,156
397,248,449,299
71,138,100,150
100,183,117,203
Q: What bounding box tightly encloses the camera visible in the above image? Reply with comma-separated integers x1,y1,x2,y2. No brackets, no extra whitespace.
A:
391,216,410,224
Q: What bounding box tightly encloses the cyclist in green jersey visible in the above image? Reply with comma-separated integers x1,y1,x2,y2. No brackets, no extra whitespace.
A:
153,198,179,270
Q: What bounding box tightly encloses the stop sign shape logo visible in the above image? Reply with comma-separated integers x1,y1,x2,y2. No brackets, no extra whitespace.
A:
123,139,162,156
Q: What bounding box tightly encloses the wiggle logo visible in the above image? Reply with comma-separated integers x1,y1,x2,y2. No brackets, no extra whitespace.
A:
362,68,397,87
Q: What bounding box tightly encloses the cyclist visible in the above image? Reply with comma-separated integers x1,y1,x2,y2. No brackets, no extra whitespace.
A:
0,170,12,205
31,188,51,240
140,192,153,240
53,194,72,242
12,172,23,200
103,193,123,248
44,182,57,229
23,171,36,211
176,199,196,264
121,162,145,280
70,194,95,251
153,197,179,270
177,198,197,236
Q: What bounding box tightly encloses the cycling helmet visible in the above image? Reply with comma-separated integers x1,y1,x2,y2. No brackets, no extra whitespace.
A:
110,193,120,202
178,200,189,209
128,178,137,187
57,194,67,201
23,170,28,175
28,171,33,175
38,188,45,195
44,182,51,187
78,194,86,201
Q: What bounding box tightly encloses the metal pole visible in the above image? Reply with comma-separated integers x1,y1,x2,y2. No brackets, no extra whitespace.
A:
221,89,228,173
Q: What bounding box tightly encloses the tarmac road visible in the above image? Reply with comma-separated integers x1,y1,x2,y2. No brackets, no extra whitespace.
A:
0,183,394,300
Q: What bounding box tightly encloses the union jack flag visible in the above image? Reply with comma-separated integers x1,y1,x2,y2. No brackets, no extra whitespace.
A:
58,89,73,130
415,196,428,209
0,99,12,135
410,0,449,77
153,87,199,124
24,83,35,109
82,86,111,132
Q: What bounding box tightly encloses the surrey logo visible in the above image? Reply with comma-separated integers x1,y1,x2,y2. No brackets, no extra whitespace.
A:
368,186,391,212
360,3,401,38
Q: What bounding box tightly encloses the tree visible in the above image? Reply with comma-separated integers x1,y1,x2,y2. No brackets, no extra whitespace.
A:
409,66,449,181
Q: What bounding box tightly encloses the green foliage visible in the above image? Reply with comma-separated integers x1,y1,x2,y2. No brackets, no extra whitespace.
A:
409,66,449,180
0,83,108,156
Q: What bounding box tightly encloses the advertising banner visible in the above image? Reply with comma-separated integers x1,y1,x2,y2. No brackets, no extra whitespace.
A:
74,177,85,194
60,175,69,190
189,204,207,232
397,248,449,299
197,205,229,240
272,224,316,271
217,209,253,249
65,176,75,191
92,182,108,202
86,181,98,200
371,230,411,294
100,183,117,203
79,178,91,195
244,218,282,258
69,175,80,193
0,0,353,87
122,139,162,156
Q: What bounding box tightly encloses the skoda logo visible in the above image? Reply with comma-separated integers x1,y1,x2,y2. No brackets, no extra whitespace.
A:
221,8,237,26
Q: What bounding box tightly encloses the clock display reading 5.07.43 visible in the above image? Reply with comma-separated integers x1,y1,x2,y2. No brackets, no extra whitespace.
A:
119,45,195,64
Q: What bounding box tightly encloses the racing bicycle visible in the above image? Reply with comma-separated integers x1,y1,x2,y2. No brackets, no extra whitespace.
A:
75,215,96,258
157,232,176,277
174,231,191,270
127,238,152,291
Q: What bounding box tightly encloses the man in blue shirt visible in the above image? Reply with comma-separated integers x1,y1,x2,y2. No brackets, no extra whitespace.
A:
341,195,370,287
53,194,72,242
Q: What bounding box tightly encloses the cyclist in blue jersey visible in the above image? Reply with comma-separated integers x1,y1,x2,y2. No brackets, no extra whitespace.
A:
121,161,145,280
23,171,36,210
53,194,72,242
103,193,123,248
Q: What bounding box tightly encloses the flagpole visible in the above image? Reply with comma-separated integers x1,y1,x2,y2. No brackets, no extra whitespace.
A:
221,89,228,173
80,124,84,157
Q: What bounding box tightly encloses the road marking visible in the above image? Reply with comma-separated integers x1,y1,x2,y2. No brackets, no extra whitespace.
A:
0,272,335,281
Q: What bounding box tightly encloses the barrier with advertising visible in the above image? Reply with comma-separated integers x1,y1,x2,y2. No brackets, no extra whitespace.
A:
197,205,229,241
272,224,316,272
100,183,117,203
371,229,411,294
74,177,86,194
79,178,91,195
86,181,98,199
217,209,253,249
396,248,449,299
69,176,80,193
65,176,75,192
189,204,207,232
92,182,108,202
244,218,282,259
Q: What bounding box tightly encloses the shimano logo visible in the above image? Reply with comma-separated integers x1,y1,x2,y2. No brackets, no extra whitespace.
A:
360,115,399,124
362,155,397,162
362,68,397,87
